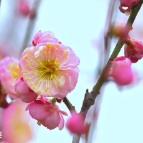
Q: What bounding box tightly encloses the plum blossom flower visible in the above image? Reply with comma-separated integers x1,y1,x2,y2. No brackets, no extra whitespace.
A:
124,39,143,63
32,31,59,46
15,78,38,103
0,57,22,98
20,32,80,98
2,100,33,143
66,112,87,134
110,56,133,85
26,98,67,130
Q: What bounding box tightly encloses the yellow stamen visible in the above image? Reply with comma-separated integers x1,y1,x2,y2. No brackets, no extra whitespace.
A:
37,121,41,126
63,51,68,54
66,73,68,76
26,78,29,81
47,43,50,48
24,55,28,59
37,90,41,94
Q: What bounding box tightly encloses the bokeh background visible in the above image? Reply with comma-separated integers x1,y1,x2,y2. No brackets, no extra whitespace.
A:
1,0,143,143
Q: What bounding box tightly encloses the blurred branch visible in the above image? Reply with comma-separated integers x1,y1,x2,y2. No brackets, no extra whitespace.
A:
20,0,41,54
96,0,118,76
104,0,119,66
72,1,143,143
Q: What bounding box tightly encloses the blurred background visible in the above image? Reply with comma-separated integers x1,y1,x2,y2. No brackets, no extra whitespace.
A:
1,0,143,143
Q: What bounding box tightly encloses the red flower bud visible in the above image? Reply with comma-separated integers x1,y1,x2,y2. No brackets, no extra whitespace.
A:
124,40,143,63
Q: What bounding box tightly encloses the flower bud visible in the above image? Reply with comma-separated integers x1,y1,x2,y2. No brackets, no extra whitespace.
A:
111,57,133,85
26,99,67,130
120,0,138,7
15,78,38,103
19,1,30,17
124,39,143,63
66,112,87,134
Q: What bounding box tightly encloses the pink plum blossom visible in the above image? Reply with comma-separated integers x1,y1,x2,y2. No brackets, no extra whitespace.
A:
120,0,138,7
20,32,80,98
110,56,133,85
26,98,67,130
32,31,59,46
0,57,22,98
124,40,143,63
15,78,38,103
2,100,33,143
66,112,87,134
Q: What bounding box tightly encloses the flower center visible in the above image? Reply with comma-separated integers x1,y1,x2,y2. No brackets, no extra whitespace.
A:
38,59,59,80
7,65,21,81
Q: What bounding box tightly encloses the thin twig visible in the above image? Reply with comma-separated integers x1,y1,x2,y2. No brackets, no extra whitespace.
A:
63,97,75,113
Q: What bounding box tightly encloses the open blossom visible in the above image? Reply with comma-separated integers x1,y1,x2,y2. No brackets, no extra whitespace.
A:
20,32,80,98
26,99,67,130
2,101,33,143
15,78,38,103
0,57,22,98
32,31,59,46
66,112,87,134
124,40,143,63
110,56,133,85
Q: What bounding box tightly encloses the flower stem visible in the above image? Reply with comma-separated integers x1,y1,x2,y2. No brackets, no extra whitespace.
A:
63,97,75,113
72,1,143,143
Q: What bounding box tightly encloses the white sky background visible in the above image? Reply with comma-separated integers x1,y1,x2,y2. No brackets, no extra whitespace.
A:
1,0,143,143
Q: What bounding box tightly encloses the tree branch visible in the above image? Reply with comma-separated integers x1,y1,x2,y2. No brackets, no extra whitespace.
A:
72,1,143,143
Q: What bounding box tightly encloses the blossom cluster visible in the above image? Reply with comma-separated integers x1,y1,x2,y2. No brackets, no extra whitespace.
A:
13,31,80,130
0,31,80,132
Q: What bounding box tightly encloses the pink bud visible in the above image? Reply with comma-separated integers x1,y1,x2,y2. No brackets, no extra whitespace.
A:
111,57,133,85
19,1,30,17
120,0,138,7
109,25,130,39
124,40,143,63
15,78,38,103
32,31,59,46
26,99,67,130
66,112,87,134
